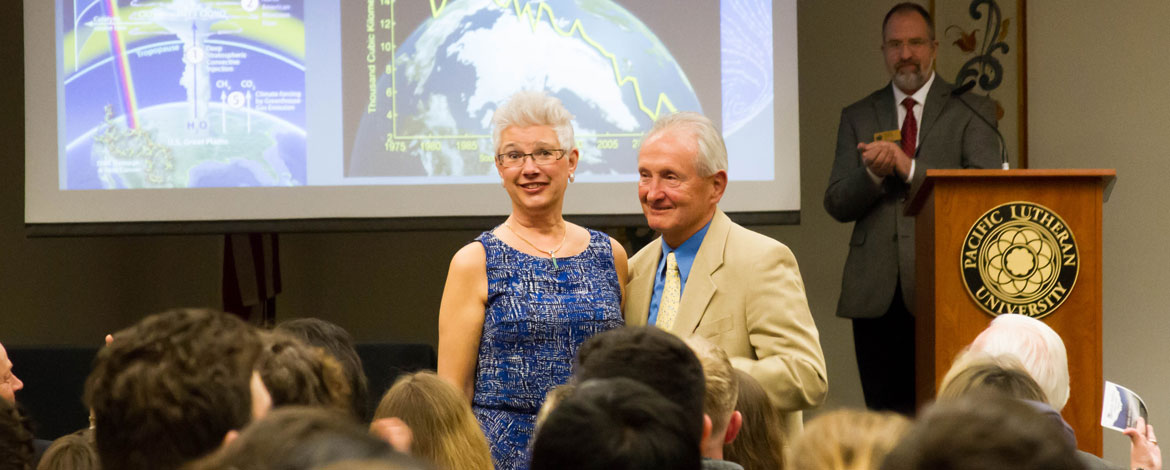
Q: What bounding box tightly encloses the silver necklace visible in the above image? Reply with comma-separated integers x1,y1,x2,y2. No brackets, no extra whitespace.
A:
503,222,568,269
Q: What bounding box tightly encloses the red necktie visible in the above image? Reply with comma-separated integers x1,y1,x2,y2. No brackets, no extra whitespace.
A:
901,97,917,158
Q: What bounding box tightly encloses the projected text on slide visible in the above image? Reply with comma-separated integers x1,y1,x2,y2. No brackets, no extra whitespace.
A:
60,0,307,190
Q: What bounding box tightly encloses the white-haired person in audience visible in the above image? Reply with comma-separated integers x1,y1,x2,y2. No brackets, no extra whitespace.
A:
683,336,744,470
966,313,1070,411
940,351,1161,470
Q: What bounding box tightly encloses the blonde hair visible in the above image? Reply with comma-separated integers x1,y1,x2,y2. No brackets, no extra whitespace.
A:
938,352,1047,403
789,409,911,470
723,370,785,470
683,336,738,431
373,372,492,470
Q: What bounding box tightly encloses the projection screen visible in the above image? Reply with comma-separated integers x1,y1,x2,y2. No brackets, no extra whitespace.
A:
25,0,799,230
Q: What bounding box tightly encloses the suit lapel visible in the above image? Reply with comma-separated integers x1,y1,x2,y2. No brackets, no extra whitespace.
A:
916,78,955,159
671,211,728,336
872,85,898,139
626,238,660,326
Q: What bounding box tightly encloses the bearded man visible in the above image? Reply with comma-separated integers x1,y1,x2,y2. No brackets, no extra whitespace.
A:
823,2,1000,414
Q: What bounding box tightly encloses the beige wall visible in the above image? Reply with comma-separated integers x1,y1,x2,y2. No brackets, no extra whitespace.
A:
2,1,1166,463
1027,1,1170,461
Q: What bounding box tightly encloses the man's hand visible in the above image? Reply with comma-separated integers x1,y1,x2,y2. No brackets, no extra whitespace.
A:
857,141,913,180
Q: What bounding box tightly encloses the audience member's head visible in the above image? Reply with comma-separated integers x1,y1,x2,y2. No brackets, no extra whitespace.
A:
276,318,370,421
723,370,785,470
879,394,1084,470
790,409,910,470
967,313,1070,410
535,384,576,431
258,330,353,414
938,353,1047,403
0,341,23,404
372,371,491,470
85,308,268,470
574,326,706,439
37,429,100,470
682,336,741,459
0,397,34,470
937,353,1078,449
531,378,700,470
187,407,418,470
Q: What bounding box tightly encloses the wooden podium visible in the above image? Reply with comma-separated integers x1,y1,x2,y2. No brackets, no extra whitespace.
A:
906,169,1115,455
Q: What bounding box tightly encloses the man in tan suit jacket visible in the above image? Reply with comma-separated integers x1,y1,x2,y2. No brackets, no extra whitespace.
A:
627,112,827,435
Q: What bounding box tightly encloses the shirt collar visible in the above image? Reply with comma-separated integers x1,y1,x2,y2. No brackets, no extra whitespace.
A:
658,219,713,285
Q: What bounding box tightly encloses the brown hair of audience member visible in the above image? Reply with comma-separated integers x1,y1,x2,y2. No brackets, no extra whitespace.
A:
186,407,413,470
0,397,34,470
574,326,707,440
373,371,492,470
531,377,700,470
682,337,739,435
37,429,100,470
258,331,353,414
85,308,265,470
937,353,1047,403
790,409,911,470
879,394,1085,470
535,384,576,432
276,318,371,421
723,370,785,470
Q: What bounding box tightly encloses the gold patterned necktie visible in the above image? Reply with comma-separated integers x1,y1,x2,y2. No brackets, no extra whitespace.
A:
657,252,681,330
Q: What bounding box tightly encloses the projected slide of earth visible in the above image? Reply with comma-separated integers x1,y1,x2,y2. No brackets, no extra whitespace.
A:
60,0,307,190
347,0,708,179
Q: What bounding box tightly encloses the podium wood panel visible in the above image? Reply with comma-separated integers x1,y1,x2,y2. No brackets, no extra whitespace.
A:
910,169,1113,456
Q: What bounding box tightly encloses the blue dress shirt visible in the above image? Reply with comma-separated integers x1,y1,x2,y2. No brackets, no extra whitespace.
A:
647,220,712,325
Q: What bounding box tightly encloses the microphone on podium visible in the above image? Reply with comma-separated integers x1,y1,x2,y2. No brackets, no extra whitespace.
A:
950,81,1010,170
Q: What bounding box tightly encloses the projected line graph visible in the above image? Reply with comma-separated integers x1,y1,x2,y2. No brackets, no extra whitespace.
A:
432,0,679,124
379,0,686,140
348,0,704,178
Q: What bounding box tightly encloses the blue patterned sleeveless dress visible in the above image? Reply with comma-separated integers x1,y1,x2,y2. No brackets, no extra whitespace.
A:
472,228,624,470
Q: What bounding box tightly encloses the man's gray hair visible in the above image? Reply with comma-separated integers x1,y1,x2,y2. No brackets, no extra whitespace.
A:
967,314,1070,411
643,112,728,177
491,90,576,153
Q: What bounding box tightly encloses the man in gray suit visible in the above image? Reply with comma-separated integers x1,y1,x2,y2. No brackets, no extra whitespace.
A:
824,2,999,414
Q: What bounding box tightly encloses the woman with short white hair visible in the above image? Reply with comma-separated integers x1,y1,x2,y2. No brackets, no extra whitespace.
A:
436,90,627,470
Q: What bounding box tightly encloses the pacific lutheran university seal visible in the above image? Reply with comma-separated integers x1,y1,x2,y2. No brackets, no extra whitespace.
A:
961,202,1079,318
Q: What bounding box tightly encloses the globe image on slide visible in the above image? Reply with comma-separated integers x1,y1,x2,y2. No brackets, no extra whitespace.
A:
60,0,308,190
348,0,703,178
68,103,304,189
